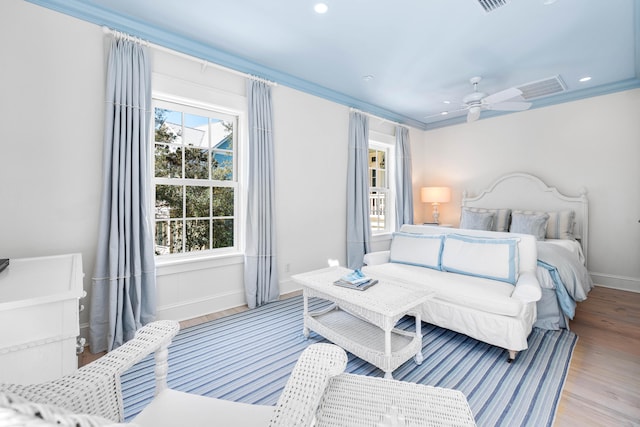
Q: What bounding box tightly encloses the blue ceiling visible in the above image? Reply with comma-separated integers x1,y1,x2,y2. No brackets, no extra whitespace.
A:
28,0,640,130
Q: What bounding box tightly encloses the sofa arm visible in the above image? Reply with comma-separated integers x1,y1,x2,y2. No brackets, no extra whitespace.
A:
511,271,542,303
363,250,390,266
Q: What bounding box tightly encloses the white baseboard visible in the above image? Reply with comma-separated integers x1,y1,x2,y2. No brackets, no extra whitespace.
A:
279,278,302,295
590,272,640,293
79,291,248,341
156,291,247,322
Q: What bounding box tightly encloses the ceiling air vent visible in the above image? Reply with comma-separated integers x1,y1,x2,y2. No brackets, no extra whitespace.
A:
516,75,567,100
477,0,510,12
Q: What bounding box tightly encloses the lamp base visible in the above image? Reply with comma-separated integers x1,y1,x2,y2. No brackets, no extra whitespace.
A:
431,204,440,224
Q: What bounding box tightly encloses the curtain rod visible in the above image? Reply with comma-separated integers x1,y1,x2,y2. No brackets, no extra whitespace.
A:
349,108,402,127
101,26,277,86
102,25,147,45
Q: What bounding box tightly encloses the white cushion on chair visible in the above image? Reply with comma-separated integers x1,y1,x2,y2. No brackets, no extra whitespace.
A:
133,389,274,427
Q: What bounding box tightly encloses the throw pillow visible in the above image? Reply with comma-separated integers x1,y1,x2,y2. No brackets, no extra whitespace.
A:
461,207,511,232
459,209,495,231
510,211,549,240
441,234,520,284
546,210,575,239
389,232,444,270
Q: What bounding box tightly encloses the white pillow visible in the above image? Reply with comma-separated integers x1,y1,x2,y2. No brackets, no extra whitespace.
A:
389,232,444,270
441,234,520,284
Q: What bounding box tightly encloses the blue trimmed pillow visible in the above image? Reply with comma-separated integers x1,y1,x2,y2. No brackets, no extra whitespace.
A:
510,211,550,240
389,232,444,270
459,209,495,231
461,207,511,232
441,234,520,284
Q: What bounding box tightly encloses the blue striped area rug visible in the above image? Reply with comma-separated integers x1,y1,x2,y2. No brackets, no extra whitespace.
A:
121,295,576,426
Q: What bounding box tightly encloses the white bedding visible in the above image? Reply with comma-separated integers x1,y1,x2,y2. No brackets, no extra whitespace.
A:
544,239,586,265
534,238,593,329
536,239,585,290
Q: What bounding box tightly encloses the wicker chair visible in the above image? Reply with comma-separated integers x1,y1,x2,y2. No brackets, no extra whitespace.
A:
0,320,348,427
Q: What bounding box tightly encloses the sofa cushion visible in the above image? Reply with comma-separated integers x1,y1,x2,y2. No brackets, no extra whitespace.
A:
363,263,523,317
389,232,444,270
441,234,520,285
134,389,274,426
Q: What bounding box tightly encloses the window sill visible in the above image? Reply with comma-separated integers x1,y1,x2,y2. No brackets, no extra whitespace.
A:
156,252,244,276
371,232,393,243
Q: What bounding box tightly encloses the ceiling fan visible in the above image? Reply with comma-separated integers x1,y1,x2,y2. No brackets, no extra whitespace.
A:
431,76,532,123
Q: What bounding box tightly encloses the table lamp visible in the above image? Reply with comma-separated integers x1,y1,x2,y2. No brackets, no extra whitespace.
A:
421,186,451,224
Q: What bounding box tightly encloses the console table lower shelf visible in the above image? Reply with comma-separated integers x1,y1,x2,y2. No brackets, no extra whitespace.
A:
304,305,422,379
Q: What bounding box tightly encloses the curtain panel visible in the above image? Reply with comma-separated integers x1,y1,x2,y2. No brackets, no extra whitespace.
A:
395,126,414,230
244,80,280,309
90,37,156,353
346,112,371,269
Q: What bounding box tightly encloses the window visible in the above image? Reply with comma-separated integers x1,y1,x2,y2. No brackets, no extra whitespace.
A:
153,99,238,256
368,140,393,234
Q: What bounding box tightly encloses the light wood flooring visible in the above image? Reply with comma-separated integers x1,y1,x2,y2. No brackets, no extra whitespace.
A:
554,286,639,426
79,287,639,425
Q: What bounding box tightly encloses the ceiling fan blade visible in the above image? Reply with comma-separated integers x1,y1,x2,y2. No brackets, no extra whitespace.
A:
467,107,481,123
483,87,523,104
487,101,532,111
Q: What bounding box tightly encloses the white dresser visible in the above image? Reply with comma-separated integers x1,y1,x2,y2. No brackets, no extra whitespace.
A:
0,253,84,384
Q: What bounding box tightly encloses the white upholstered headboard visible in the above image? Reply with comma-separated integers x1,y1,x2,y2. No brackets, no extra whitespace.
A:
462,172,589,264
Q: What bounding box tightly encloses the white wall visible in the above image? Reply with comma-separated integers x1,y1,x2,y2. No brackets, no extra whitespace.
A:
415,89,640,292
1,1,105,329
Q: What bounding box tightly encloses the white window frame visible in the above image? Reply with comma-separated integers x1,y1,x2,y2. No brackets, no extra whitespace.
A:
151,94,244,263
368,133,396,237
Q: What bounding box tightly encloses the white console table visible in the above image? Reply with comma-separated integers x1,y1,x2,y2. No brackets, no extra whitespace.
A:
0,253,84,384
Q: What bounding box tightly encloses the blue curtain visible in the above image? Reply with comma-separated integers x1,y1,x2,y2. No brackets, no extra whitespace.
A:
395,126,414,229
346,112,371,269
89,36,156,353
244,80,279,309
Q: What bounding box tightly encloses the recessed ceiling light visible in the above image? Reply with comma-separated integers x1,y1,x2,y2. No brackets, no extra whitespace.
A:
441,111,449,116
543,0,557,5
579,76,592,82
314,3,328,14
362,75,374,82
443,100,451,104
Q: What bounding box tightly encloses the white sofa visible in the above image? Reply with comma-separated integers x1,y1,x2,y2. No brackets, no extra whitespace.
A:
363,225,541,361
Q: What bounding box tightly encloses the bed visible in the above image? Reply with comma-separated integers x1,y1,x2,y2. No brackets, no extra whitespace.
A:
461,172,594,330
